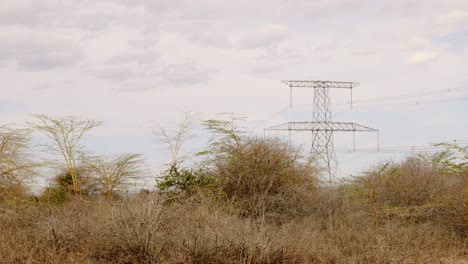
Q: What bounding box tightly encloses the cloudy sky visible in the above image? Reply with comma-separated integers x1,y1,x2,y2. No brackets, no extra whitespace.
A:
1,0,468,179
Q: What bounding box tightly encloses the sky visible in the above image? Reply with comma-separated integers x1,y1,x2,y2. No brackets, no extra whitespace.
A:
1,0,468,185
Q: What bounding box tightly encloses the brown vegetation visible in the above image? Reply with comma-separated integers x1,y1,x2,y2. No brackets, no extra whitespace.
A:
1,179,467,263
1,116,468,263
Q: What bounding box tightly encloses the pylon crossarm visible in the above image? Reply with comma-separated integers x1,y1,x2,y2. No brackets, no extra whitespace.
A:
269,79,379,182
265,121,378,132
282,80,359,89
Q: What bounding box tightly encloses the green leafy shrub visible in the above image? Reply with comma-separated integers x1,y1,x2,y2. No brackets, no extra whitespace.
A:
39,168,99,204
157,165,218,195
40,187,69,204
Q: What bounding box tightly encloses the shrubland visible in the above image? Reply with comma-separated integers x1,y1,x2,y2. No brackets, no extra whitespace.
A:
1,115,468,263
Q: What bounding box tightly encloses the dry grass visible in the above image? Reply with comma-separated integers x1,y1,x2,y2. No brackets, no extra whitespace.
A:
1,192,467,263
2,137,468,263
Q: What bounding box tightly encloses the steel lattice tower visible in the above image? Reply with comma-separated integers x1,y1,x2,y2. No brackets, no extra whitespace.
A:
311,85,337,179
265,80,379,182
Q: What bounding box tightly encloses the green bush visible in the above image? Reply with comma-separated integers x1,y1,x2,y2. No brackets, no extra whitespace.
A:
40,186,69,204
157,164,218,195
39,168,99,204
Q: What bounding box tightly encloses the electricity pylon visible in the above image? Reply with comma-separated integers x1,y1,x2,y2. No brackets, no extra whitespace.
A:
265,80,379,182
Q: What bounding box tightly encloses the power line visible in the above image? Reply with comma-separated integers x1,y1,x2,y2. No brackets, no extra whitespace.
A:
293,95,468,110
335,85,468,105
340,152,374,164
252,107,290,128
291,85,468,109
352,96,468,109
336,142,468,154
254,85,468,126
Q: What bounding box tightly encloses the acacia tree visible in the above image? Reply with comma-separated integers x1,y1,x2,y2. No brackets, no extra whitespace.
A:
29,115,101,195
0,125,35,188
156,112,195,167
86,153,143,199
203,113,245,157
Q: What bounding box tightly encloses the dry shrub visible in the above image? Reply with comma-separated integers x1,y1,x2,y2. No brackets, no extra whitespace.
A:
351,153,454,215
162,203,317,263
378,153,452,207
0,183,30,203
0,193,169,263
353,153,450,207
347,152,468,243
82,194,167,263
211,136,319,222
128,197,468,263
0,183,33,219
429,144,468,236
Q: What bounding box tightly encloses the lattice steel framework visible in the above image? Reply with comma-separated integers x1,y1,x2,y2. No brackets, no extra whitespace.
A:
266,121,378,132
266,80,378,182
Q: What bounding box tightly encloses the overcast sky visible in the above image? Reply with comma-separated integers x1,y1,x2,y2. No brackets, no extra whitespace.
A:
1,0,468,180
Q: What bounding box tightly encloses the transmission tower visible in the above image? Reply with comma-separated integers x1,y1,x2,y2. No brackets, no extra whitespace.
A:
265,80,379,182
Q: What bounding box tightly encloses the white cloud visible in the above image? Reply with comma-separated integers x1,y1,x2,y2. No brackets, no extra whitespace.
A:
0,0,38,26
0,26,82,70
108,50,159,65
405,52,438,65
18,51,79,71
87,64,139,81
434,10,468,36
238,24,290,50
161,63,215,86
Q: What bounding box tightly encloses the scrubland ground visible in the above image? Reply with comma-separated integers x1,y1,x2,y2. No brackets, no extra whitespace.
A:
1,186,467,264
2,120,468,263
